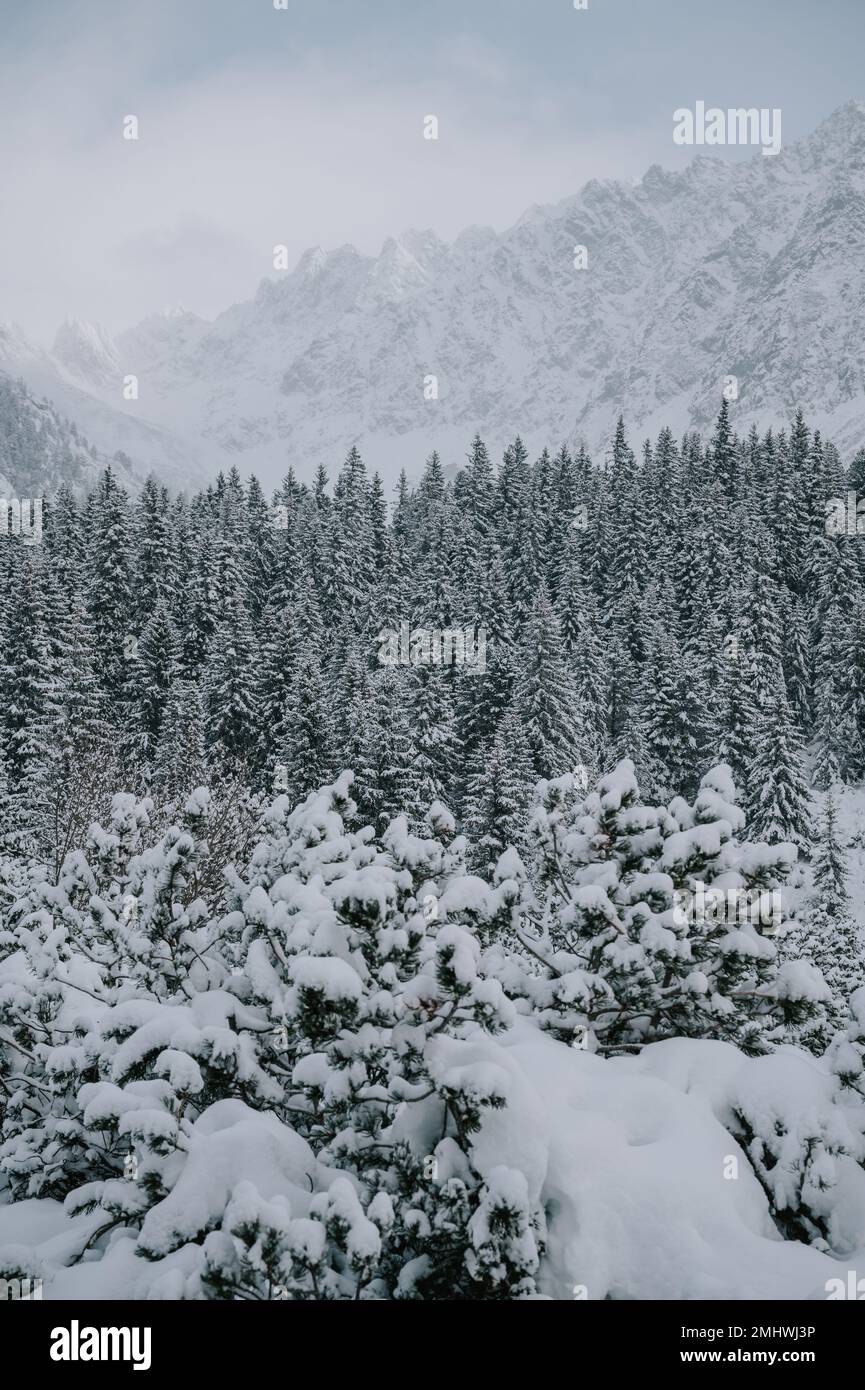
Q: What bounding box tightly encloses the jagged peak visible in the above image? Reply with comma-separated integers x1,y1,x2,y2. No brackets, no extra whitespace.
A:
295,245,328,278
53,317,118,355
453,223,497,252
397,227,448,260
813,98,865,135
0,321,40,361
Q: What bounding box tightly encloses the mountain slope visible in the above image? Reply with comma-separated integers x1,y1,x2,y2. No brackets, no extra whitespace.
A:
0,371,143,498
13,100,865,489
0,322,208,491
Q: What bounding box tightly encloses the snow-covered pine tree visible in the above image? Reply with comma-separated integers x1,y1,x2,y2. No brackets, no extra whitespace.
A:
463,704,534,873
85,466,135,707
254,599,302,790
514,582,582,781
357,667,422,831
783,792,863,1049
838,594,865,782
153,680,207,808
134,476,172,623
0,552,59,862
642,613,707,800
283,652,331,805
517,760,822,1056
204,589,258,769
130,601,180,764
745,670,812,850
409,666,459,812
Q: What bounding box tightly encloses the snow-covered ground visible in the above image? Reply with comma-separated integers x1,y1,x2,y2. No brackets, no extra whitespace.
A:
2,1025,862,1300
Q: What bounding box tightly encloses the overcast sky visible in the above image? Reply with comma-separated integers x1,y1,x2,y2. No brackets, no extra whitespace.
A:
1,0,863,340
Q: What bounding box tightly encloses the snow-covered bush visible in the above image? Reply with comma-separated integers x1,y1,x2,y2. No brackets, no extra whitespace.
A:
1,764,863,1300
514,760,825,1055
1,774,542,1298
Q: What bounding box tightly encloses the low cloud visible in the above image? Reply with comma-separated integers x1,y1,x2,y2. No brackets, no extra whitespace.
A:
0,7,658,340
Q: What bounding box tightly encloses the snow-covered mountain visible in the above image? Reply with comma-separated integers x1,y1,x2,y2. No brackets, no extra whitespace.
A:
127,101,865,480
0,321,207,492
7,100,865,490
0,371,142,498
52,318,122,392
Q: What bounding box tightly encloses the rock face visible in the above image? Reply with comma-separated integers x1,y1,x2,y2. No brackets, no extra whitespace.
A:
52,319,122,393
0,372,141,499
7,102,865,488
0,317,206,492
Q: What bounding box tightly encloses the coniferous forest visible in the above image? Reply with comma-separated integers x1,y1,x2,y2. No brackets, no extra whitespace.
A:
3,405,865,1302
6,405,865,865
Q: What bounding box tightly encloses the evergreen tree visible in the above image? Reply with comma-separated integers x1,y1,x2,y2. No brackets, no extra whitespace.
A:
463,704,533,872
357,668,421,830
514,584,582,780
410,666,459,811
643,617,707,800
522,760,821,1056
283,653,331,803
133,601,180,760
746,673,812,849
784,793,862,1048
204,590,258,766
838,595,865,781
86,467,134,704
135,475,172,621
153,679,207,806
0,555,58,860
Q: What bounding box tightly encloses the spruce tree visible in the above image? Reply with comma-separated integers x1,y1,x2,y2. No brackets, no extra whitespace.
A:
784,793,862,1048
643,616,707,800
204,589,258,767
409,666,459,812
133,601,180,759
86,467,134,704
514,583,582,780
283,653,331,804
153,679,207,806
463,704,533,872
746,672,812,849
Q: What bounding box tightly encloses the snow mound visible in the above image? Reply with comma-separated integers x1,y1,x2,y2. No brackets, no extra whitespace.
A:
3,1029,861,1300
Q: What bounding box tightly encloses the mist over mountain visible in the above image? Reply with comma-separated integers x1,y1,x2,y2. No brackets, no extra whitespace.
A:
0,371,142,499
0,322,206,493
2,100,865,490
